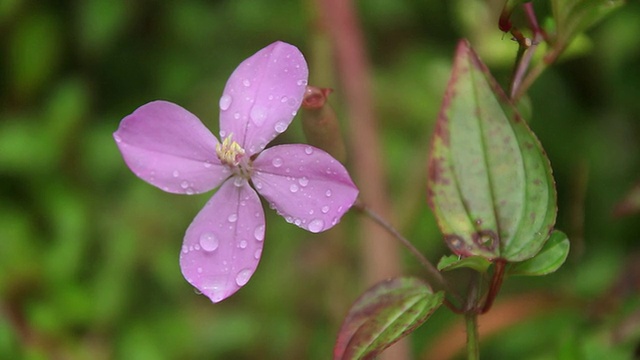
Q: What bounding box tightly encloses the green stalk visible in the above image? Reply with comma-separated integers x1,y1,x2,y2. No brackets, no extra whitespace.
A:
465,313,480,360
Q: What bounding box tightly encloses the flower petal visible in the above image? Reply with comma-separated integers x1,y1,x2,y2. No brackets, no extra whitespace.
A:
180,178,265,303
219,41,308,156
114,101,230,194
252,144,359,233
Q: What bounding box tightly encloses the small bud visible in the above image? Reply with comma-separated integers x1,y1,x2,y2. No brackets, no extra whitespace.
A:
301,86,347,163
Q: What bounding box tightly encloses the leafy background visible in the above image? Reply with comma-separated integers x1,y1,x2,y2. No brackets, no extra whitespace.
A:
1,0,640,359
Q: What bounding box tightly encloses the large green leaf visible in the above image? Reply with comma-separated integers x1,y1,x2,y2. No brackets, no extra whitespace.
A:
334,277,444,360
507,230,570,276
437,254,492,273
427,40,556,261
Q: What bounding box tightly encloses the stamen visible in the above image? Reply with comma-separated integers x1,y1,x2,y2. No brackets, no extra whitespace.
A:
216,134,245,167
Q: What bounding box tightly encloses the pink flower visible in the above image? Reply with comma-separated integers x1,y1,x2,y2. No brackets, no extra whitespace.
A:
113,42,359,302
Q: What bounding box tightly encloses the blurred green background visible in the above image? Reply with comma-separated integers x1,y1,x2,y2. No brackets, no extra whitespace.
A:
2,0,640,359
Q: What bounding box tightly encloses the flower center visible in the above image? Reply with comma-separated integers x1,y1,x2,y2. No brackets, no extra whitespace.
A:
216,134,252,177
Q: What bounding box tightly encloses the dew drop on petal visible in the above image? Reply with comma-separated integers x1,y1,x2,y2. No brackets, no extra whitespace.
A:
289,184,299,193
199,232,219,252
297,79,308,86
203,161,212,168
172,170,180,178
274,122,287,133
202,279,226,303
298,177,309,187
234,112,241,120
182,245,189,254
219,94,232,110
180,180,189,189
242,79,251,87
254,225,265,241
186,188,195,195
235,269,252,286
272,157,283,168
228,213,238,223
239,240,247,249
254,249,262,259
304,146,313,155
308,219,324,233
197,267,203,274
321,206,330,214
114,134,122,143
233,177,245,187
325,189,332,197
280,96,288,103
250,106,267,126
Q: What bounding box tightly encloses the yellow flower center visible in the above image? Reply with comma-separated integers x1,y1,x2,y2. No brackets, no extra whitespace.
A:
216,133,253,179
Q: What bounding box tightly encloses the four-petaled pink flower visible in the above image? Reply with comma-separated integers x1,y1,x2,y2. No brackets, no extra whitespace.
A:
113,41,359,302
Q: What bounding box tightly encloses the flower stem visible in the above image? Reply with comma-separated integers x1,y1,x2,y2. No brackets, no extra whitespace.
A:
353,200,448,292
465,313,480,360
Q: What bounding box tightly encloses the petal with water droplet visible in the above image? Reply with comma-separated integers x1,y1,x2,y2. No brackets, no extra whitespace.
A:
219,41,308,156
114,101,229,194
180,179,265,303
252,144,359,233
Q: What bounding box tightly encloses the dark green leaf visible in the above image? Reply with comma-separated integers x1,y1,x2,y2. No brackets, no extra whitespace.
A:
427,40,557,262
508,230,570,276
334,277,444,360
437,255,492,273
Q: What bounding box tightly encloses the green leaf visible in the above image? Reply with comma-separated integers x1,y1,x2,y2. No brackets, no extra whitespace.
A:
550,0,624,51
334,277,444,360
427,40,556,262
437,255,492,273
508,230,570,276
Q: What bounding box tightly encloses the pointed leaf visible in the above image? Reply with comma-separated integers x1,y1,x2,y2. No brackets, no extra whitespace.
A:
334,277,444,360
437,255,492,273
507,230,570,276
427,40,556,262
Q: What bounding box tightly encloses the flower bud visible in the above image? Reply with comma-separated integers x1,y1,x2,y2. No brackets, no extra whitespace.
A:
301,86,347,163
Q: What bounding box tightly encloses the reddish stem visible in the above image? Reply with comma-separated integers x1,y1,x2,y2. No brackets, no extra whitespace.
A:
481,259,507,314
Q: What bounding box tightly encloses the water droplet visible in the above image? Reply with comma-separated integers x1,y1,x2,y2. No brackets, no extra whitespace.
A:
180,180,189,189
239,240,248,249
304,146,313,155
182,245,189,254
197,267,203,274
242,79,251,87
297,79,308,86
233,112,241,120
235,269,252,286
254,225,265,241
233,177,245,187
321,206,330,214
255,181,263,189
228,213,238,223
288,98,297,107
254,249,262,259
294,218,301,226
325,189,332,197
308,209,314,215
186,188,195,195
172,170,180,178
250,106,267,126
274,122,287,133
114,134,122,143
272,157,283,167
202,279,226,303
298,177,309,187
199,232,219,252
203,161,212,168
219,94,232,110
289,184,299,193
268,95,274,100
308,219,324,233
280,96,288,103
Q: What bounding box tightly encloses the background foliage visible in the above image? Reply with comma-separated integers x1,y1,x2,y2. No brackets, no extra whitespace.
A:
1,0,640,359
